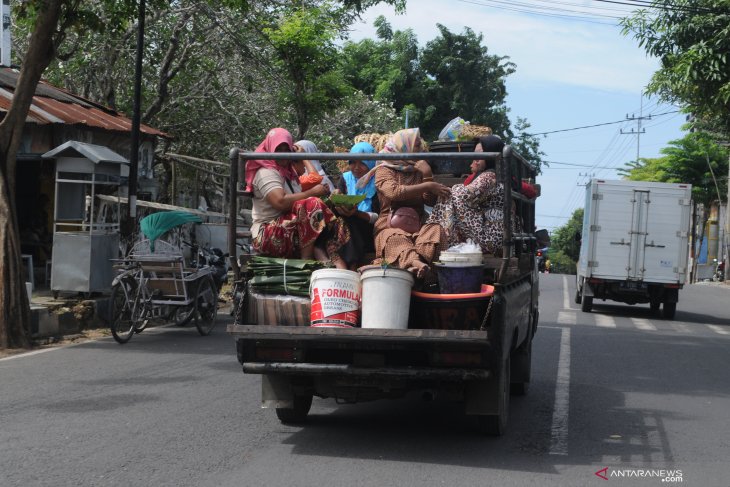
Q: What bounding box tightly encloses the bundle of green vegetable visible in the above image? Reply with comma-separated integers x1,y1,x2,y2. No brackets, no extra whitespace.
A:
249,256,331,296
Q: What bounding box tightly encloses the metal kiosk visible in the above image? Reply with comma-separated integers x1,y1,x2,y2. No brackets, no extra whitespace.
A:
43,141,127,296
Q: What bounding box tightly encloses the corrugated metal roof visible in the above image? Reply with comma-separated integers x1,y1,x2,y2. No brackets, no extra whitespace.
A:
42,141,129,164
0,67,169,139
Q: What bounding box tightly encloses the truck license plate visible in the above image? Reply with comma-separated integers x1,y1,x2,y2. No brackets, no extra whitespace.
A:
620,281,646,291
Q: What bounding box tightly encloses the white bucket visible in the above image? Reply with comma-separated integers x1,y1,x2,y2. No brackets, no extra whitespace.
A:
310,269,361,328
361,267,415,329
439,251,483,266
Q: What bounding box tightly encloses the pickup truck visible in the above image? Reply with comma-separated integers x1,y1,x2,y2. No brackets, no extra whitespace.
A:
227,146,540,435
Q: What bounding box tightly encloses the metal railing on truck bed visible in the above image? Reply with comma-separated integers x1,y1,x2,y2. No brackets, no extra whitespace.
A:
226,145,539,285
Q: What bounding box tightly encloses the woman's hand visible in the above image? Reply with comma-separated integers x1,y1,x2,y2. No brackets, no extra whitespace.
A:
414,160,433,179
335,205,357,217
307,183,330,198
427,181,451,199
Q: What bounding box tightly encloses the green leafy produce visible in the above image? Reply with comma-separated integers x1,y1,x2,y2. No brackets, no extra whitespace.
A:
329,194,366,207
249,256,332,296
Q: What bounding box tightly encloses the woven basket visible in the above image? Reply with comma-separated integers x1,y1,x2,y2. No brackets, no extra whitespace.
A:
460,125,493,139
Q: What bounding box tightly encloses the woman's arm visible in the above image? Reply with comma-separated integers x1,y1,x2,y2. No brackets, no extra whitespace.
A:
264,184,328,212
376,171,450,201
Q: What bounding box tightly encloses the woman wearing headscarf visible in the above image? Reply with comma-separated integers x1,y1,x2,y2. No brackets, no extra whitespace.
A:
246,128,350,268
293,139,336,192
427,134,525,255
370,128,451,279
333,141,380,268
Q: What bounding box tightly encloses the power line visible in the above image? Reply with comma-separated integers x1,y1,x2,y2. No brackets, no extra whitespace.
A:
516,110,680,137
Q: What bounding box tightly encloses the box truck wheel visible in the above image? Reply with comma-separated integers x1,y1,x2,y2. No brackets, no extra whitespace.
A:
581,286,592,312
476,355,510,436
275,394,313,424
662,302,676,320
574,287,582,305
650,300,660,312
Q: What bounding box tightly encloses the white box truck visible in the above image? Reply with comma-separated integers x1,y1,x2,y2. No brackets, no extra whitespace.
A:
576,179,692,319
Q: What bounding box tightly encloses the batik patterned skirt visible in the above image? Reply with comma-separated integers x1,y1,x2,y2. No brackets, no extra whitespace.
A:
253,197,350,262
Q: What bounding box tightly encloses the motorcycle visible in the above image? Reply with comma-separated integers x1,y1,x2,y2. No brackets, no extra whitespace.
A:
537,250,547,273
712,259,725,282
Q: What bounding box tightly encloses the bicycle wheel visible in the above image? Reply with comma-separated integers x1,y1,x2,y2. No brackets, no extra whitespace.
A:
110,279,136,344
173,304,196,326
194,276,218,336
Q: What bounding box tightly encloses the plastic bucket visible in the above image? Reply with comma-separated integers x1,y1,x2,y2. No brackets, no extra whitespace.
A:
435,263,483,294
361,267,415,329
310,269,361,328
439,251,483,266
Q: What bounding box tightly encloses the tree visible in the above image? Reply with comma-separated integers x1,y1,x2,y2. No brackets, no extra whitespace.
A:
0,0,87,349
419,24,515,139
340,19,543,168
551,208,584,263
620,132,728,208
621,1,730,136
262,4,350,139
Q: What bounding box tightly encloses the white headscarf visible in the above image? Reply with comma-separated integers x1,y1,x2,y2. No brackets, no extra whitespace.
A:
294,140,335,191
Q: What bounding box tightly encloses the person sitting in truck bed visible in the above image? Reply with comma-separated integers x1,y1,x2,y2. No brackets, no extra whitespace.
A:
427,134,525,255
245,128,350,269
331,141,381,270
360,128,451,279
293,139,336,192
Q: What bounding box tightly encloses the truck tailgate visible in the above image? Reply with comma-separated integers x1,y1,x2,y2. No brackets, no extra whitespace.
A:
228,325,492,381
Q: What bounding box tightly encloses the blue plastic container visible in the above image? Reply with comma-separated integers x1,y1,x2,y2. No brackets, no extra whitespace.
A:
434,263,483,294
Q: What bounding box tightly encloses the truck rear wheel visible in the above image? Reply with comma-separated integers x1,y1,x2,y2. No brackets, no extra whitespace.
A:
662,302,676,320
574,287,582,305
580,289,592,313
275,394,313,424
510,336,532,396
650,300,660,312
476,355,510,436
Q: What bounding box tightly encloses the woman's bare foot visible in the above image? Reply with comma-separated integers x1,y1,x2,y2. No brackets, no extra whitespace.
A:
313,246,328,262
409,261,431,280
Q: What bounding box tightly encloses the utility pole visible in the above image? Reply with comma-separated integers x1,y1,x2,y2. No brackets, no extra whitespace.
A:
717,147,730,283
620,93,652,163
127,0,145,222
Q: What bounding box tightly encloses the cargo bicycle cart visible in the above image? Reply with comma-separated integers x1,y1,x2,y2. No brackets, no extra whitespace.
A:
109,211,219,344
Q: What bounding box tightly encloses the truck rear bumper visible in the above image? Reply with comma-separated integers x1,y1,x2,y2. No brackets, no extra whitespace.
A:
241,361,490,380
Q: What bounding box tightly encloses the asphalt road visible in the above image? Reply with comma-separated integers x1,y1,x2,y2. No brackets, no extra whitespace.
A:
1,275,728,487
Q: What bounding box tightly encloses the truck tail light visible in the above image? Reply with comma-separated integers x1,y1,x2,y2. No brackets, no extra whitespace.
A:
664,284,680,289
431,351,483,367
589,278,603,284
256,347,296,362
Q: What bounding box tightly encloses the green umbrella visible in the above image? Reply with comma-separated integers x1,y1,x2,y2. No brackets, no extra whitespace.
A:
140,211,202,251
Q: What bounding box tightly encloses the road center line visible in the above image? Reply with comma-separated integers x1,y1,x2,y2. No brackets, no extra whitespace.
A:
562,275,570,310
707,325,730,335
631,318,657,331
595,314,617,328
549,326,571,456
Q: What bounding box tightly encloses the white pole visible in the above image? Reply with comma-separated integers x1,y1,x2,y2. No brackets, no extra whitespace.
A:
0,0,11,66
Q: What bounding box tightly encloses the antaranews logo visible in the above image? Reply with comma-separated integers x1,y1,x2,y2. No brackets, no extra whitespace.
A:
594,467,683,482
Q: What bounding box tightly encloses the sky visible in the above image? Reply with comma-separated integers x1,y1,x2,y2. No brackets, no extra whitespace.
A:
350,0,686,233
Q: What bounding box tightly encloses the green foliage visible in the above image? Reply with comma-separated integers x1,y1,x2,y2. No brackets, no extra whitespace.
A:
419,24,515,138
619,132,728,206
546,249,577,275
308,90,400,149
621,1,730,135
340,18,543,168
263,4,350,138
551,208,584,263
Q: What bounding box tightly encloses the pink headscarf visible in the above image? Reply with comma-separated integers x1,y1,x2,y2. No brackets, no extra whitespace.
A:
244,128,299,192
